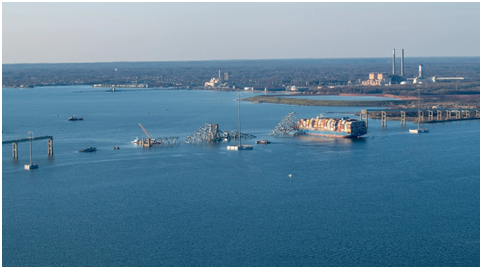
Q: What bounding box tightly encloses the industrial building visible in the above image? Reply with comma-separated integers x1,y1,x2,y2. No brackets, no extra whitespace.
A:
204,77,222,88
361,72,392,86
362,49,405,86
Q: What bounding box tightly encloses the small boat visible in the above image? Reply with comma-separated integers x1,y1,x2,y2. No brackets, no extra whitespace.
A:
131,137,140,144
79,147,96,152
255,139,271,144
68,115,83,121
113,146,120,150
409,129,429,134
227,145,253,150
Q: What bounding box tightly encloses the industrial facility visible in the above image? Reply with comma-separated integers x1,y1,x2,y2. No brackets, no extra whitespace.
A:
204,70,230,88
362,49,469,86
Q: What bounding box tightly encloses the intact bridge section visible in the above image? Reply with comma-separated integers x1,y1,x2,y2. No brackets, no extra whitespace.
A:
359,109,479,128
3,135,53,159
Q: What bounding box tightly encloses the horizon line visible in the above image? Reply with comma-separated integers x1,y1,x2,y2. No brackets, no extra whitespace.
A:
3,55,480,65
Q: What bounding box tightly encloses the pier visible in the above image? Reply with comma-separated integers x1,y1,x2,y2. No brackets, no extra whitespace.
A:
359,109,480,128
2,135,53,159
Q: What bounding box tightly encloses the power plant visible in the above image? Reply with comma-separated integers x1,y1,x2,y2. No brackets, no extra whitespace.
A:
391,48,405,77
362,49,466,85
392,49,396,75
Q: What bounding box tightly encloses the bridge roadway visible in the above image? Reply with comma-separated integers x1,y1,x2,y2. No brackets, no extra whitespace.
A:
2,135,53,144
3,136,53,158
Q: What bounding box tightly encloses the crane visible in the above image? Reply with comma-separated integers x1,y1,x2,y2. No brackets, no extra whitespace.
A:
139,123,154,147
139,123,151,139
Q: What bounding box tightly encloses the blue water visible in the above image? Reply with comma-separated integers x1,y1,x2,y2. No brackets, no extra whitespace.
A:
2,86,480,267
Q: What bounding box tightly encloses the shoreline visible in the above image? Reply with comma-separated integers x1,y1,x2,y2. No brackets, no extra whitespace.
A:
338,93,417,100
265,92,417,101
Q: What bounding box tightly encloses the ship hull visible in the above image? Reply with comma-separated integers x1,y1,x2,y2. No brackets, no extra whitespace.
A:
297,129,364,138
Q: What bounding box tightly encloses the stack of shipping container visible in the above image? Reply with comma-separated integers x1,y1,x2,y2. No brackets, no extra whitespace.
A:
297,117,366,136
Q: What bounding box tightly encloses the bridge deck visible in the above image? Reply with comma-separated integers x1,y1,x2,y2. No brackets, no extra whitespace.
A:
2,136,53,144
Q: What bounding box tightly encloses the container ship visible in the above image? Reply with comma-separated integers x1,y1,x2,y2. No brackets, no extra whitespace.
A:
295,117,367,138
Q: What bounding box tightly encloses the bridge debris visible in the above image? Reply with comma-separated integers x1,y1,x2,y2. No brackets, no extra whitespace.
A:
184,123,256,144
270,112,299,136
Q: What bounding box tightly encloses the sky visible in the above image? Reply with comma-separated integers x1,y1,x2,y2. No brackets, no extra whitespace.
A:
2,2,480,64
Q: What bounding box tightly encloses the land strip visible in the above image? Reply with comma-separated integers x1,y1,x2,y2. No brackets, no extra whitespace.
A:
244,94,479,109
244,95,409,107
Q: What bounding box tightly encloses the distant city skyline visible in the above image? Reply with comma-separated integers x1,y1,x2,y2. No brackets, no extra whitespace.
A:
2,2,480,64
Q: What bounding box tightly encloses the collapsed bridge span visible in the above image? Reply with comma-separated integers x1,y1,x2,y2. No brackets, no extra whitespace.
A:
184,123,256,144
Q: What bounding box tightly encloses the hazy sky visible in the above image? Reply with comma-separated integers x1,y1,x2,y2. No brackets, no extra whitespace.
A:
2,2,480,64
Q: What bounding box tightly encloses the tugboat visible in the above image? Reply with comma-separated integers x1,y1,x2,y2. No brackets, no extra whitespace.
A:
255,139,271,144
79,147,96,152
68,115,83,121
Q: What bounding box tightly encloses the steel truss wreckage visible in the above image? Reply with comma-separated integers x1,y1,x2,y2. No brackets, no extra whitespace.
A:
184,123,256,144
270,112,300,136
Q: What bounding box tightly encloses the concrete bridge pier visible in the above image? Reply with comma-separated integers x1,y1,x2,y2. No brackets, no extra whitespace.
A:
476,110,480,118
419,111,424,122
360,109,368,129
381,111,387,127
446,110,452,120
12,143,18,159
465,110,471,118
48,138,54,156
400,111,406,126
437,110,443,121
428,110,433,121
456,110,461,119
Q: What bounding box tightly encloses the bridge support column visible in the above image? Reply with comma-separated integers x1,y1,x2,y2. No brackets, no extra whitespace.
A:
360,109,368,129
446,110,451,120
12,143,18,159
400,111,406,126
476,110,479,118
419,111,424,123
428,110,433,121
465,110,470,118
437,110,442,121
456,110,461,119
381,111,387,127
47,138,54,156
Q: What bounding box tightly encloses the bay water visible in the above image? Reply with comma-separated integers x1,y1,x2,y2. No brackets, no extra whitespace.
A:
2,86,480,266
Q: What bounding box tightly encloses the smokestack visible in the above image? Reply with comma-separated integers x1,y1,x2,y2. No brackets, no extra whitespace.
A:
401,49,404,77
219,70,221,80
392,49,395,75
419,64,423,78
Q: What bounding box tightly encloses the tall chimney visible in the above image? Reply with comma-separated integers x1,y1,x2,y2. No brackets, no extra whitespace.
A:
419,64,423,78
401,49,404,76
219,70,221,80
392,49,395,75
